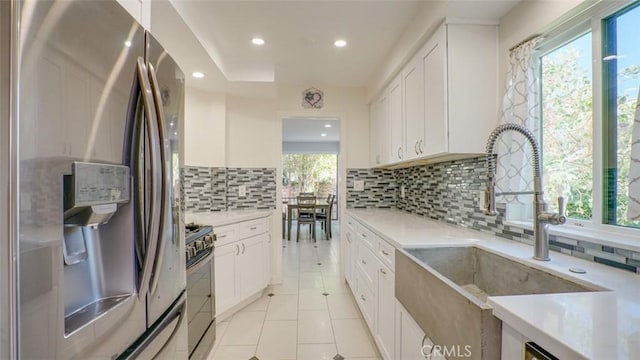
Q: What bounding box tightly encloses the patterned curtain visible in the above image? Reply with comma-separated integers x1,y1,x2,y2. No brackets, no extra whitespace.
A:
627,87,640,220
495,38,541,204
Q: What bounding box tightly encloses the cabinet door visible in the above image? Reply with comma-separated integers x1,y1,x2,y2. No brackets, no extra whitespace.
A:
344,226,354,286
264,234,272,287
377,91,390,165
422,26,447,157
214,242,241,316
396,301,426,360
240,234,266,299
403,53,424,160
377,263,395,360
389,74,403,162
355,267,377,332
369,102,379,166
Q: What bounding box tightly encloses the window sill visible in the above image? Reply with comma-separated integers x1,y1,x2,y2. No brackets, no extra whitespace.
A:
503,220,640,253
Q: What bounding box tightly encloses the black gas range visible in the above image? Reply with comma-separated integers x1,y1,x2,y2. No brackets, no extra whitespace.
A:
185,223,215,269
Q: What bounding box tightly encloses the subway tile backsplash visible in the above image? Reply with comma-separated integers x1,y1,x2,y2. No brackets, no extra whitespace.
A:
181,166,276,212
348,157,640,274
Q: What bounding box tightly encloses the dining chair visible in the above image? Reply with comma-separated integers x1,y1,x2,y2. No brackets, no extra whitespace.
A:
296,195,317,242
315,194,335,240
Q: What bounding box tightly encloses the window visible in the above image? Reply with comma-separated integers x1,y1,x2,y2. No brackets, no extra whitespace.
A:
603,4,640,227
514,1,640,234
540,32,593,220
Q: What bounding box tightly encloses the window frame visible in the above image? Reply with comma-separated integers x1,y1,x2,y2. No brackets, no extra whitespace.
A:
504,0,640,242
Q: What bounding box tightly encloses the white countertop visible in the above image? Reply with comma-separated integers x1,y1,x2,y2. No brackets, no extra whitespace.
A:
184,210,272,227
347,208,640,360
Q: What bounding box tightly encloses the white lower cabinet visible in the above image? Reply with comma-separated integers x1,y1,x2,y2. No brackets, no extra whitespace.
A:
239,234,267,298
214,216,271,317
214,241,242,315
376,261,395,360
348,215,396,360
396,302,426,360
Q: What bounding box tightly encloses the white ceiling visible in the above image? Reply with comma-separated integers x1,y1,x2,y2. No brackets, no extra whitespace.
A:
166,0,521,94
283,117,340,142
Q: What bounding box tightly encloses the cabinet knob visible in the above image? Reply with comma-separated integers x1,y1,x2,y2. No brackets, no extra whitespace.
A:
380,268,387,275
381,250,389,256
361,295,366,301
361,259,367,265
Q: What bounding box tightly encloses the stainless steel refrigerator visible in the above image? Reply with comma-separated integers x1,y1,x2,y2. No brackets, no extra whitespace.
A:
0,0,187,358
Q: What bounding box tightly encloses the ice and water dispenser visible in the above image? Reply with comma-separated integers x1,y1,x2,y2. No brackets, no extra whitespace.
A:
62,162,134,336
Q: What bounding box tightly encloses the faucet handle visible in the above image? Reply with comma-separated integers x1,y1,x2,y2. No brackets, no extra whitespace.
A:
556,196,567,224
558,196,566,216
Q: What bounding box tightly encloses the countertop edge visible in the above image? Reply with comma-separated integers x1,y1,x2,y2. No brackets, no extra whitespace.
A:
184,210,272,227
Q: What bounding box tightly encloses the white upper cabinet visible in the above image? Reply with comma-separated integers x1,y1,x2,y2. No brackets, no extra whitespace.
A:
402,53,424,161
370,21,498,167
370,90,390,167
421,26,447,157
388,74,403,163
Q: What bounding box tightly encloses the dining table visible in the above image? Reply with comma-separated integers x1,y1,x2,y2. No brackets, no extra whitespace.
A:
284,199,330,240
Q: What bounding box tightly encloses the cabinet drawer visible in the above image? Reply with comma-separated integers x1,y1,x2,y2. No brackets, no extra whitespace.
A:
356,243,377,293
377,239,395,270
356,224,376,250
238,218,268,239
214,224,238,247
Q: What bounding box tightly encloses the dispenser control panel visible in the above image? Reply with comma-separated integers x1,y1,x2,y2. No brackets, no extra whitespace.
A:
69,162,130,207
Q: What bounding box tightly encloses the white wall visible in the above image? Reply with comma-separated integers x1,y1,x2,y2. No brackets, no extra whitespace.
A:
184,87,226,167
225,95,280,168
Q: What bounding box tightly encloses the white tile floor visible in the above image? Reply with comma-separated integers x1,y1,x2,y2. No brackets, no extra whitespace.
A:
207,222,381,360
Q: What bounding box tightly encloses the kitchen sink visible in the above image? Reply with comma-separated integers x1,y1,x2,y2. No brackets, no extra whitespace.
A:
395,246,600,360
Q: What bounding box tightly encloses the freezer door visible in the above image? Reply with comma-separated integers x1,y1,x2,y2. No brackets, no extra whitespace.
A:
145,32,186,326
118,292,188,360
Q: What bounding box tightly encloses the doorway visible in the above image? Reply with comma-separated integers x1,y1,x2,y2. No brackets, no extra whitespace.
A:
282,117,340,242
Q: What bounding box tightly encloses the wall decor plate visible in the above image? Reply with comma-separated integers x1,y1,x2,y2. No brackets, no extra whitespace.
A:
302,87,324,109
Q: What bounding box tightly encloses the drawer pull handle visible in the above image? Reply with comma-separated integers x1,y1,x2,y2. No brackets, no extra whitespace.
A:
242,243,246,254
381,250,389,256
361,233,366,238
361,260,366,265
218,234,226,239
361,295,366,301
380,268,387,275
236,244,240,256
250,226,257,230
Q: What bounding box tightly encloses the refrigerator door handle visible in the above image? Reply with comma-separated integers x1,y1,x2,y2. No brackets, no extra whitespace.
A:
135,58,162,300
147,63,170,296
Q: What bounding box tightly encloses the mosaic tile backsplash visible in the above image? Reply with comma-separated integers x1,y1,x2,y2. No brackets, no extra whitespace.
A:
346,168,396,208
181,166,227,212
181,166,276,212
348,157,640,274
226,168,277,210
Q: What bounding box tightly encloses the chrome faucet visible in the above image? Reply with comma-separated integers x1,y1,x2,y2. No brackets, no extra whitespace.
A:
484,123,566,261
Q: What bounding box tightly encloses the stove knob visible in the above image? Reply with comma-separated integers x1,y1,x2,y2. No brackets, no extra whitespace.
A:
205,234,214,246
195,240,205,251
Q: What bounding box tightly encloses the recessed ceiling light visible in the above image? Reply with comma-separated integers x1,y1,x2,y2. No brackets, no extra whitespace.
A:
324,124,332,128
192,71,206,79
174,132,178,136
334,39,347,48
252,38,265,45
124,40,132,48
321,133,327,137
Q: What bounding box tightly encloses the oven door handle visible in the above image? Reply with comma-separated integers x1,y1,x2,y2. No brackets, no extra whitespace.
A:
186,249,214,275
